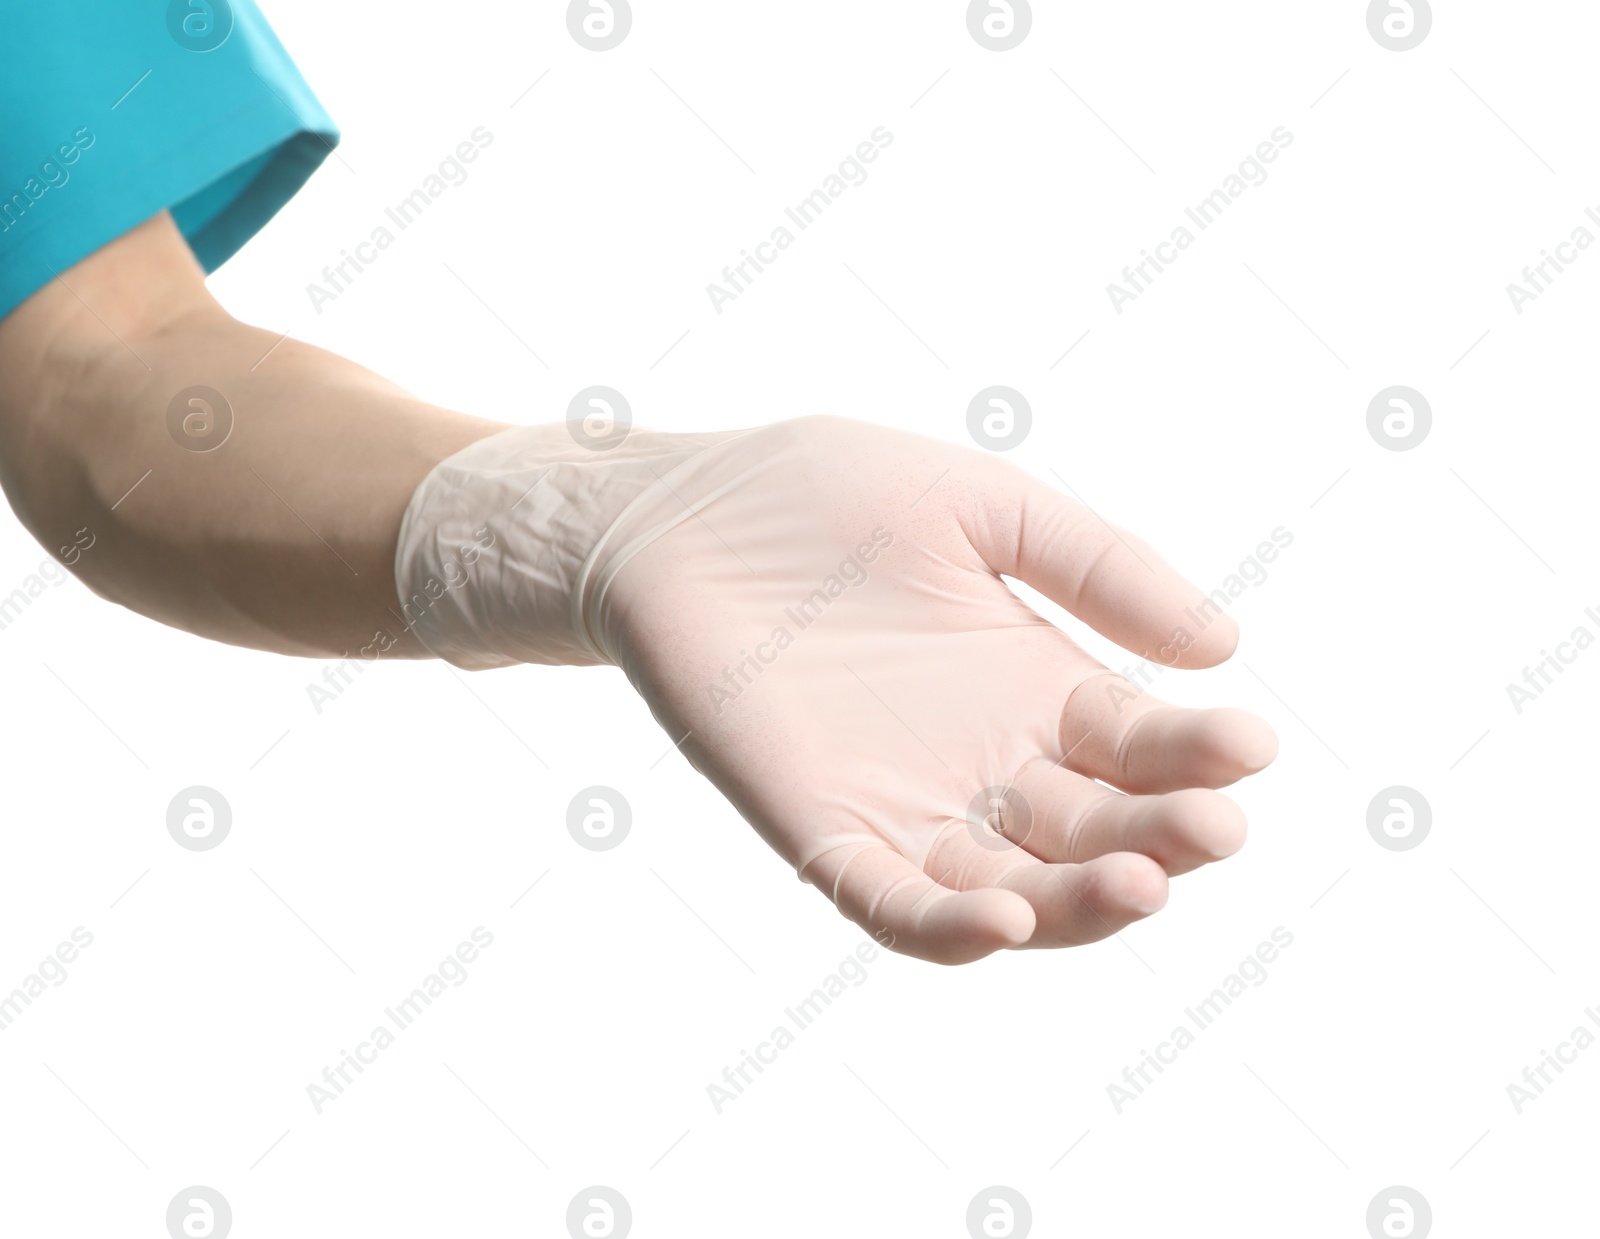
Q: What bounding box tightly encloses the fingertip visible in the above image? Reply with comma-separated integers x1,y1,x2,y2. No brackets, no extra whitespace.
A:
1185,708,1278,786
1117,852,1171,914
963,887,1038,947
1249,719,1280,771
1088,851,1169,916
1159,787,1248,862
924,887,1035,962
1176,612,1239,668
1215,708,1279,774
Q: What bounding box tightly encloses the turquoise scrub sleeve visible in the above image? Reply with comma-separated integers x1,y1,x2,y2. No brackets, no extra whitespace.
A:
0,0,339,319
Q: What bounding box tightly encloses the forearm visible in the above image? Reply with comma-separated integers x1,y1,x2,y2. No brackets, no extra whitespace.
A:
0,214,506,658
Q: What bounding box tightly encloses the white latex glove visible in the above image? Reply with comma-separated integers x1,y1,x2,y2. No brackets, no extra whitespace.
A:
396,416,1277,963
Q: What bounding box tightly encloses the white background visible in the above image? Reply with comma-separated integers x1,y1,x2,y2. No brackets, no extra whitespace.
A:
3,1,1597,1235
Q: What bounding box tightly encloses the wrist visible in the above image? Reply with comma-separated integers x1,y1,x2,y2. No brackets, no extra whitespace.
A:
394,422,764,670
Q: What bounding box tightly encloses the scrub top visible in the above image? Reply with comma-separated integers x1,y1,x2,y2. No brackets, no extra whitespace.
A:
0,0,338,319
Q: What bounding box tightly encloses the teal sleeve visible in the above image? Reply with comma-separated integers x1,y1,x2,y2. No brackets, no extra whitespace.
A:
0,0,339,319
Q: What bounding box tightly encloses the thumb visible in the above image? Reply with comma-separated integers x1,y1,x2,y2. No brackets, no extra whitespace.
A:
965,462,1238,669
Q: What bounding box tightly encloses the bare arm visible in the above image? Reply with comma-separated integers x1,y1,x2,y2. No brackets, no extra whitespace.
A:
0,211,507,658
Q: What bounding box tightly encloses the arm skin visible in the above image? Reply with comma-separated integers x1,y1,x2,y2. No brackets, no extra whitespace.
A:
0,210,508,658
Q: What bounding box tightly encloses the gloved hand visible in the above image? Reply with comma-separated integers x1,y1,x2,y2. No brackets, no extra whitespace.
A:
396,415,1277,963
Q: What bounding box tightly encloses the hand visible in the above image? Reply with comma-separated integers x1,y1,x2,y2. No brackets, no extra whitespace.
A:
398,416,1278,963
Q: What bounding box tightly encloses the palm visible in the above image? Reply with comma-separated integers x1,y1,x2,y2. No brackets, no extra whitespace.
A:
603,418,1276,963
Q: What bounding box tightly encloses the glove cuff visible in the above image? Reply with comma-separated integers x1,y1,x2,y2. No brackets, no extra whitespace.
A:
393,422,765,669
